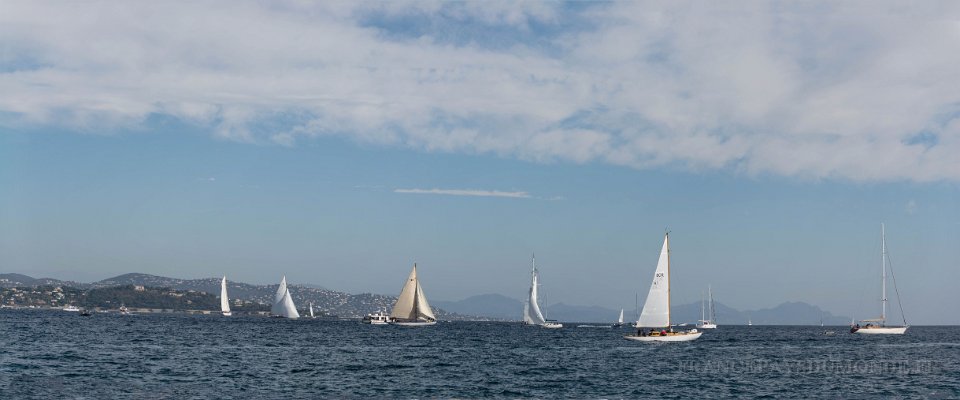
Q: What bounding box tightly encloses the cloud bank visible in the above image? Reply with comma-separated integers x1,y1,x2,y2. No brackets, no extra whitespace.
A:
2,1,959,182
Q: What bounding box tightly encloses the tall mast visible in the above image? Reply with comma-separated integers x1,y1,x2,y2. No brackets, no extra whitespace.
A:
709,284,715,322
413,263,420,319
666,231,671,328
881,223,887,323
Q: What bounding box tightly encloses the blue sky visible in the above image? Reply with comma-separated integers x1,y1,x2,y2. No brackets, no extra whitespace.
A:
2,1,959,323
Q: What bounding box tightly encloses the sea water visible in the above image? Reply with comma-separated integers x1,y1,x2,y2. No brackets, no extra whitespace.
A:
1,309,957,398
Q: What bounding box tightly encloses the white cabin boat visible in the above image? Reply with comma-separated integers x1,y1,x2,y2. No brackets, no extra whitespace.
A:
362,310,391,325
625,232,702,342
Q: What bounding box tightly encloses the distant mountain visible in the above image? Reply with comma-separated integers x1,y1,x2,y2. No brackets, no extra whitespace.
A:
427,292,851,325
1,272,466,320
433,294,522,320
3,272,851,324
0,273,87,289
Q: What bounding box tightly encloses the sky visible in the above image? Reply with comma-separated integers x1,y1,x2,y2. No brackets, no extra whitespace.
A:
1,1,958,324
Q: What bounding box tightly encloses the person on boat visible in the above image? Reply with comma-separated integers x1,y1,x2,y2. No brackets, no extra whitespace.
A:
660,329,667,336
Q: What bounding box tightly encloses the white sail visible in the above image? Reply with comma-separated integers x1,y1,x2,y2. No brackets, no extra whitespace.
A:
271,275,300,318
390,264,435,321
637,233,671,328
523,256,547,325
220,276,231,316
273,276,287,309
309,303,315,318
618,309,624,324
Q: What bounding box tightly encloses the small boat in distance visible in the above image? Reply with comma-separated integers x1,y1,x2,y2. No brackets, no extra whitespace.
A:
850,224,908,335
308,302,315,319
696,285,718,329
612,308,625,327
63,305,80,312
220,276,232,317
271,276,300,319
119,303,130,315
80,309,92,317
389,264,437,326
362,310,391,325
522,255,562,329
625,232,702,342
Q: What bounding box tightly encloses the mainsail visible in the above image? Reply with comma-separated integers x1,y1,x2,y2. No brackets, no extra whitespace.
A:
220,276,231,316
523,255,547,325
390,264,436,321
271,275,300,319
637,233,671,328
618,308,624,325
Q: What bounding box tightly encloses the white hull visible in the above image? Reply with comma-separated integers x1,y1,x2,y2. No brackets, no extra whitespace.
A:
222,312,232,317
541,322,563,329
625,331,703,342
367,320,389,325
697,323,717,329
852,326,908,334
390,320,437,327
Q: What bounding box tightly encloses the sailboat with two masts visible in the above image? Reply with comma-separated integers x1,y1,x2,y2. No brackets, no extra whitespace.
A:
850,224,908,334
220,276,232,316
271,275,300,319
697,285,717,329
390,264,437,326
625,232,702,342
523,255,562,329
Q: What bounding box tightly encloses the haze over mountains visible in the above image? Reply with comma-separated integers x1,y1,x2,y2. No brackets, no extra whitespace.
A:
3,272,850,324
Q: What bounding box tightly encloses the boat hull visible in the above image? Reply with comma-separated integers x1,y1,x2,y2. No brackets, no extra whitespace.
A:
851,326,908,334
391,320,437,327
624,331,703,342
541,322,563,329
697,323,717,329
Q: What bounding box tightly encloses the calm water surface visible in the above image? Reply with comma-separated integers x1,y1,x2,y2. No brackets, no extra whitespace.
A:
1,309,958,398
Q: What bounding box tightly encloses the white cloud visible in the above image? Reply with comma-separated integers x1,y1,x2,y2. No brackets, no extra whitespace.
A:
394,188,532,199
2,1,959,182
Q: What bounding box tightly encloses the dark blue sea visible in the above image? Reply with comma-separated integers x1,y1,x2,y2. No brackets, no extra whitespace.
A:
1,309,958,398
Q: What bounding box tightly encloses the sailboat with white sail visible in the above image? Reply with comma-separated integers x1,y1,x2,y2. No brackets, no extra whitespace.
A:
696,285,717,329
625,232,702,342
220,276,232,317
271,275,300,319
390,264,437,326
612,308,625,327
850,224,908,334
523,255,562,329
308,302,315,319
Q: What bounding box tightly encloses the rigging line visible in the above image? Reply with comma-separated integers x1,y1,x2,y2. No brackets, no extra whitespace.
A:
885,252,908,326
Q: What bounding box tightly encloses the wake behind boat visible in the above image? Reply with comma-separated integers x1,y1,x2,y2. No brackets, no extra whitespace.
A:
389,264,437,326
850,224,908,335
625,232,702,342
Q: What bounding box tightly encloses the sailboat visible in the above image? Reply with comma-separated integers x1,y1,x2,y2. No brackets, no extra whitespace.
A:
220,276,232,316
271,275,300,319
522,255,562,329
308,302,315,319
390,264,437,326
850,224,908,334
625,232,702,342
696,285,717,329
612,308,625,328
